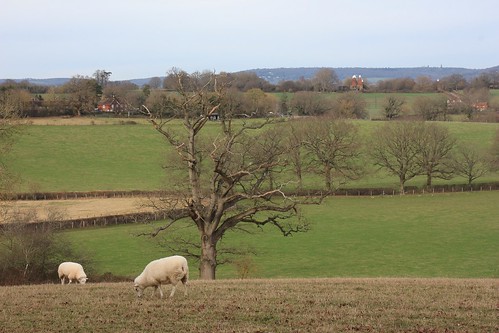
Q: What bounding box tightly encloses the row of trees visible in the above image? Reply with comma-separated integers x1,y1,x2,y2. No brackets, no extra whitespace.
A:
3,68,498,95
3,81,494,121
373,72,499,93
54,85,499,121
271,118,495,194
2,67,497,119
382,87,493,121
157,68,499,93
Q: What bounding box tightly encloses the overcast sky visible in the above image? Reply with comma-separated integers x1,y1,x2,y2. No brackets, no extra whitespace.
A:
1,0,498,81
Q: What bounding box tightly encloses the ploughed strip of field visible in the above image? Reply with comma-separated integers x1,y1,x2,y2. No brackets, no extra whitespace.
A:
0,197,156,223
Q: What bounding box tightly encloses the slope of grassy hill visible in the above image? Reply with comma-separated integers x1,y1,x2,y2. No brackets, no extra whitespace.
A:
62,192,499,279
6,120,499,193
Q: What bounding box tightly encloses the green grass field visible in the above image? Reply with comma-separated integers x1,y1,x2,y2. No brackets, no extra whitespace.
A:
62,191,499,279
361,92,440,119
8,124,167,191
6,120,499,192
3,118,499,280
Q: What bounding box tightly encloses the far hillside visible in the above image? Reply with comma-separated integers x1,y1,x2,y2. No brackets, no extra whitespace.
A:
244,66,499,84
2,65,497,86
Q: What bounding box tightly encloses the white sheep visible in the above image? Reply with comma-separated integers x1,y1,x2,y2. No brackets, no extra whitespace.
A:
134,255,189,298
58,262,88,284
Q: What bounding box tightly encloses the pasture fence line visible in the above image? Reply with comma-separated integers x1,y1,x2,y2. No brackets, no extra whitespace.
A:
1,182,498,231
1,190,171,201
0,209,187,232
293,181,499,197
2,182,499,201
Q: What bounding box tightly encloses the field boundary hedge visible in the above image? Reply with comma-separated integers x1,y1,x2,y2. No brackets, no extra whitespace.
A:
1,190,169,201
1,182,498,230
3,182,499,201
0,210,186,231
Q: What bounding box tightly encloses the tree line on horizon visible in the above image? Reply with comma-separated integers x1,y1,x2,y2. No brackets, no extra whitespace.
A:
0,67,498,120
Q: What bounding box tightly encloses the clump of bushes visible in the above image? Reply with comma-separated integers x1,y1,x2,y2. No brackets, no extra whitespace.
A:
0,220,91,285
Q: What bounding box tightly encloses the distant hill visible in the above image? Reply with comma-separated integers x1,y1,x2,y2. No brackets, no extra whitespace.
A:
2,66,497,87
242,66,499,84
0,78,71,86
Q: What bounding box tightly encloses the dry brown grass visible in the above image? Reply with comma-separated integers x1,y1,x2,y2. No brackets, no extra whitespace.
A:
27,117,149,126
0,278,497,332
0,197,152,223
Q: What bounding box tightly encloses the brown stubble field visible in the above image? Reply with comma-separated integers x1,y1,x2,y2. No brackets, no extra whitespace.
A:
1,197,152,223
0,278,497,333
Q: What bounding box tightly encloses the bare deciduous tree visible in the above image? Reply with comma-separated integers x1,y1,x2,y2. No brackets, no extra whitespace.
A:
416,123,456,187
61,75,100,116
333,92,368,119
438,74,468,91
383,96,405,120
93,69,112,90
413,76,436,92
312,68,339,92
142,69,314,280
241,88,276,117
302,117,363,192
283,120,307,190
148,77,162,89
450,144,489,186
413,96,448,121
369,122,423,194
289,91,331,116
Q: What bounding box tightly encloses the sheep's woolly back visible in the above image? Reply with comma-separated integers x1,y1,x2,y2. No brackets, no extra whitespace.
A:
58,262,87,280
134,255,189,288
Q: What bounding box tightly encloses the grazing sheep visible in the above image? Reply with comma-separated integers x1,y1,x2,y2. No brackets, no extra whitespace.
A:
58,262,88,285
134,255,189,298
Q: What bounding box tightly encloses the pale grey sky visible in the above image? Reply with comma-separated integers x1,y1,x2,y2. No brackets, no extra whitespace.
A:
1,0,498,80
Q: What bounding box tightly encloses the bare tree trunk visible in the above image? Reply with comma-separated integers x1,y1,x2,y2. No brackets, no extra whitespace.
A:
426,173,432,187
200,234,217,280
325,165,332,192
188,131,201,202
399,178,406,195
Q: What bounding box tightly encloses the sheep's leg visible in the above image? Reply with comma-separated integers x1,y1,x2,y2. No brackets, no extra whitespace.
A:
60,277,65,285
169,283,177,297
156,285,164,299
182,281,188,296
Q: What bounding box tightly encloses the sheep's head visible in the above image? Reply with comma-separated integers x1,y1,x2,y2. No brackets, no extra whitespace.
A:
78,277,88,284
134,282,144,297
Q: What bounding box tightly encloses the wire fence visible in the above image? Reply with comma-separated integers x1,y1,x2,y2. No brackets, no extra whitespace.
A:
3,182,499,201
1,182,498,230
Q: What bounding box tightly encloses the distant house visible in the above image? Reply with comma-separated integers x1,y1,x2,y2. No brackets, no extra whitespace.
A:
445,92,489,112
208,113,220,121
472,102,488,112
97,95,123,113
350,75,364,91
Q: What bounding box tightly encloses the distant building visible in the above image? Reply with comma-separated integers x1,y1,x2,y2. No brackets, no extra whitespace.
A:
472,102,488,112
97,95,123,113
350,75,364,91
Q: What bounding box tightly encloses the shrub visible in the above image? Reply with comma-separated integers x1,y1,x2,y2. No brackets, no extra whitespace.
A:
0,220,91,285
